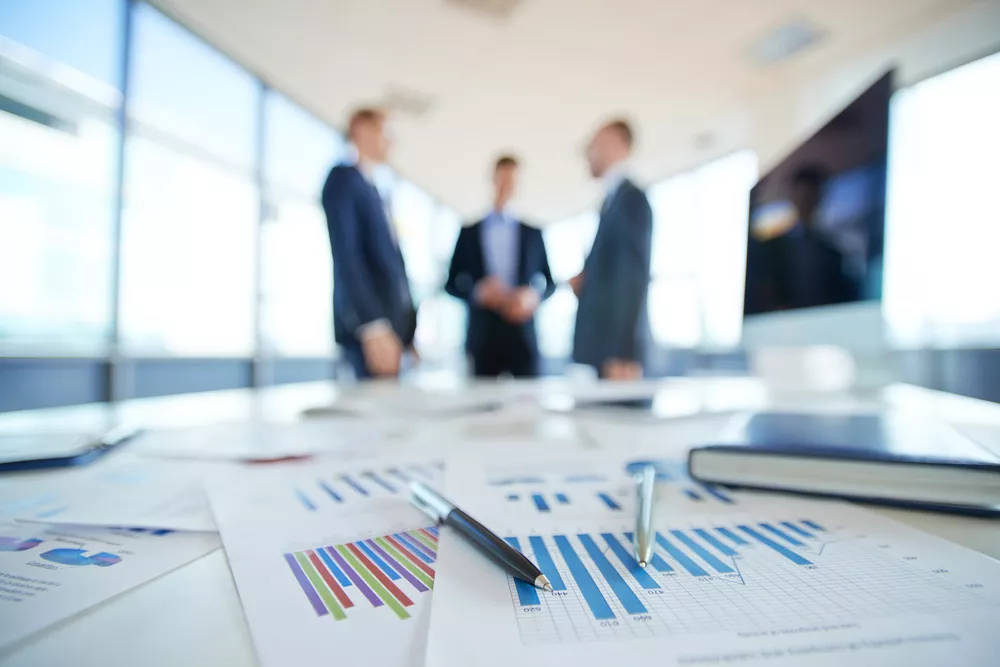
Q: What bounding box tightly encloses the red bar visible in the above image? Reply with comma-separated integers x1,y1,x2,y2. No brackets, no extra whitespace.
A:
346,543,414,607
419,528,438,545
307,550,354,608
385,535,434,578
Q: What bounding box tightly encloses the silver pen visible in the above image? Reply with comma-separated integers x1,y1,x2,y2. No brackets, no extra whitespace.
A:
633,464,656,567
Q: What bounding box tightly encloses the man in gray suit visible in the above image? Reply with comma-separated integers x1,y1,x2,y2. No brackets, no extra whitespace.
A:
570,119,653,380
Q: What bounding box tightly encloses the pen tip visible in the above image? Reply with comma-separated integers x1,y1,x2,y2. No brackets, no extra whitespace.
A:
638,560,647,568
535,575,553,592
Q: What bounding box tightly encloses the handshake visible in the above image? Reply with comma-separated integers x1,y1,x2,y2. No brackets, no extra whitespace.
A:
475,277,540,325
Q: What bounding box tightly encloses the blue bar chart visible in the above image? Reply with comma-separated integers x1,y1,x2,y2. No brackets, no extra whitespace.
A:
292,464,439,512
500,517,927,644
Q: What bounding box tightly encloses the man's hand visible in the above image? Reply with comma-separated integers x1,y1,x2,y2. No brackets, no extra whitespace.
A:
360,327,403,377
569,272,585,297
475,276,511,312
601,358,642,381
502,287,541,324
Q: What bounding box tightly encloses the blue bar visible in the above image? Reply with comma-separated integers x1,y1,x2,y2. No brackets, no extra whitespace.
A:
578,534,647,614
317,545,352,587
670,530,733,573
738,525,812,565
600,533,660,589
356,540,401,580
802,520,826,532
555,493,570,504
625,532,673,572
781,521,813,539
532,494,550,512
684,489,703,501
699,484,735,504
554,535,615,620
363,471,397,493
694,528,737,557
760,523,804,546
527,536,566,590
387,467,409,482
507,494,520,501
152,529,172,536
597,493,622,510
716,527,749,545
318,481,343,503
427,526,439,536
393,533,434,564
340,474,369,496
504,538,541,606
655,533,709,577
295,490,317,511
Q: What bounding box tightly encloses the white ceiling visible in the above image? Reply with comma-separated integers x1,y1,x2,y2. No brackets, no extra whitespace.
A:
152,0,974,221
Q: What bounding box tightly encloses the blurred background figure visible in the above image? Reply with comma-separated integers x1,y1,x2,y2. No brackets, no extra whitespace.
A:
322,108,416,380
445,156,555,377
571,119,653,381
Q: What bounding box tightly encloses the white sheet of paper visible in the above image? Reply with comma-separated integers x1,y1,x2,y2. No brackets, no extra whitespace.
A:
13,461,218,532
207,457,444,667
0,520,218,650
426,454,1000,667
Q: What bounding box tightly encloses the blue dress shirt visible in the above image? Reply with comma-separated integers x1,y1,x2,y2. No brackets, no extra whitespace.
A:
481,210,520,287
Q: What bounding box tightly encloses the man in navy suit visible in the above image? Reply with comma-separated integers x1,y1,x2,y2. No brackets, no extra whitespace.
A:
571,119,653,380
322,108,416,379
445,155,555,377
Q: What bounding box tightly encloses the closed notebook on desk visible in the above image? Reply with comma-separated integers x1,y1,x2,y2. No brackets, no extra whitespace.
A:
688,412,1000,516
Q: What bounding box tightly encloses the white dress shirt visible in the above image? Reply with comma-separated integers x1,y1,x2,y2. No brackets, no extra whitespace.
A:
481,208,520,287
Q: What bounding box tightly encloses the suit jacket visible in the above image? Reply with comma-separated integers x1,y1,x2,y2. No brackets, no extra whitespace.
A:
321,164,416,347
445,220,556,360
573,178,653,368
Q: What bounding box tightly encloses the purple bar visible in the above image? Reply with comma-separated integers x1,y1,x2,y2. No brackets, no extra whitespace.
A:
324,546,382,607
395,532,435,562
283,553,327,616
427,525,439,537
365,539,429,592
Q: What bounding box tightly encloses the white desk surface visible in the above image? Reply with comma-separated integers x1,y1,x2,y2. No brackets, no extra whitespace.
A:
1,377,998,666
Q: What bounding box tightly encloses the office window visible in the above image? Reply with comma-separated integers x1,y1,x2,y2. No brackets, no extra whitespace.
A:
0,0,124,354
647,150,758,349
392,179,439,290
883,51,1000,347
263,92,344,197
128,3,258,169
537,212,598,358
119,137,257,355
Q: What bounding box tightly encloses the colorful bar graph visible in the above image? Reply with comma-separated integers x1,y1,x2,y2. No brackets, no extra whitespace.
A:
371,538,432,591
505,538,541,606
699,484,735,504
527,536,566,591
410,529,437,551
802,519,825,532
600,533,660,589
693,528,737,557
684,488,703,501
427,526,439,537
317,547,352,587
356,540,401,581
760,522,804,546
295,489,316,511
738,525,812,565
781,521,814,539
384,535,435,577
555,493,570,504
532,494,550,512
554,535,615,620
716,526,750,546
363,471,397,493
669,530,733,574
656,532,709,577
284,553,327,616
318,480,343,503
597,492,622,510
328,545,382,606
294,552,347,620
579,534,647,614
308,550,353,609
394,532,435,563
625,532,673,572
340,474,370,497
338,544,411,619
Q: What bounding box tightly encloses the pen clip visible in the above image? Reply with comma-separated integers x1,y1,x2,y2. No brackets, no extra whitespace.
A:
409,488,444,523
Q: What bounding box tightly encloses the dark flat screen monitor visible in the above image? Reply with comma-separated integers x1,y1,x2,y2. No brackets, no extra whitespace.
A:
743,70,893,316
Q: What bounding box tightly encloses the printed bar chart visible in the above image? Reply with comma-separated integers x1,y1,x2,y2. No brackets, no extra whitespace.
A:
597,493,622,511
292,464,439,511
285,527,436,621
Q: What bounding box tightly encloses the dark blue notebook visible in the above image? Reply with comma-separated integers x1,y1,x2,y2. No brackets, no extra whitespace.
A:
688,412,1000,516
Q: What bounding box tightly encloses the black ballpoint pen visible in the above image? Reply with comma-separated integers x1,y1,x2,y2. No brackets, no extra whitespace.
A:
408,480,552,591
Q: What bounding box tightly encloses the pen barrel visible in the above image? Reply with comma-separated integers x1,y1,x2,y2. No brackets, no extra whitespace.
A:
635,466,656,562
444,508,542,585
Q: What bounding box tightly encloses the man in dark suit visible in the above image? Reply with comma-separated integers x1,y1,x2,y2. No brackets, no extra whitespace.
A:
445,155,555,377
571,119,652,380
322,108,416,379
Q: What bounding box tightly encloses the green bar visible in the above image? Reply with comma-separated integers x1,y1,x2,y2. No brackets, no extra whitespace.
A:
294,552,347,620
335,545,410,619
409,530,437,552
376,537,434,589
